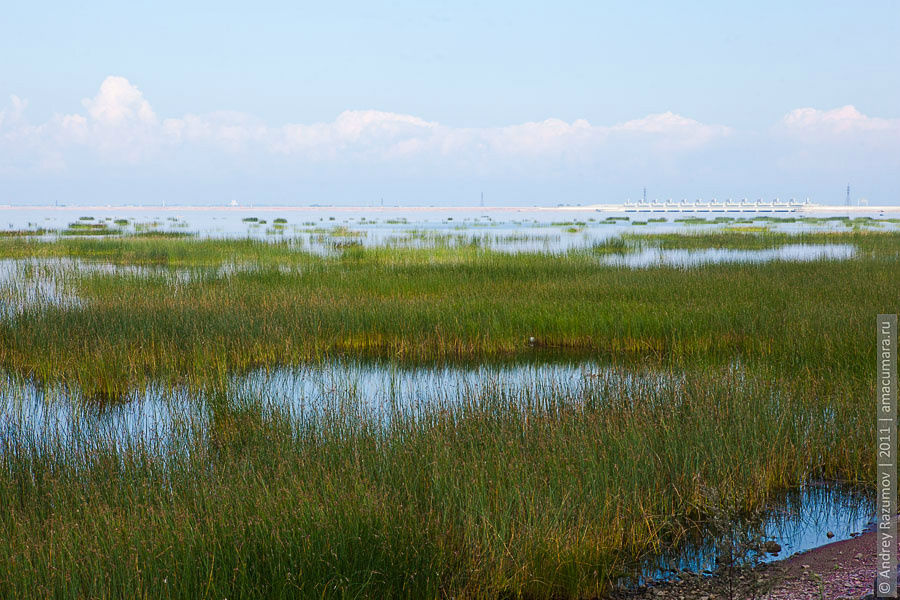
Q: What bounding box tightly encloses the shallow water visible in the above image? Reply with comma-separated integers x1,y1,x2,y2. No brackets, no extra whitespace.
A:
600,243,856,268
0,361,658,451
0,257,170,317
630,485,874,584
0,205,896,254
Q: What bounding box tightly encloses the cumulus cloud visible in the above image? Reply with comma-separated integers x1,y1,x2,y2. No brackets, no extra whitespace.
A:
164,111,269,152
780,105,900,135
0,95,29,130
772,105,900,172
613,112,733,149
274,110,440,160
82,76,156,126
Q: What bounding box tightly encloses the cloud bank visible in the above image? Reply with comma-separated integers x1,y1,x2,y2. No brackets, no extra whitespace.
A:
0,77,897,204
1,76,733,171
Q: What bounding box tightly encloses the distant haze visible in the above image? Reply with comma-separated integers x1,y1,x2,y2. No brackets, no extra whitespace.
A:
1,1,897,206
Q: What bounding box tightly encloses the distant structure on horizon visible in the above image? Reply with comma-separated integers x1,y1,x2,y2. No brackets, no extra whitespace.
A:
620,197,811,213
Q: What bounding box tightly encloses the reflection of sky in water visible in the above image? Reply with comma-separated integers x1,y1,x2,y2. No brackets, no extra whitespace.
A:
0,241,859,318
0,376,204,457
601,244,856,268
0,258,166,317
225,362,685,420
632,486,874,585
1,361,674,450
763,486,873,558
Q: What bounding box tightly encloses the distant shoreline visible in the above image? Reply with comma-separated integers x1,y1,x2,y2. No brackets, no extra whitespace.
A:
2,204,900,213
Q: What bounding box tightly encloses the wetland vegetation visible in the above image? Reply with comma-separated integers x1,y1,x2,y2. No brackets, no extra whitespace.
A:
0,227,896,598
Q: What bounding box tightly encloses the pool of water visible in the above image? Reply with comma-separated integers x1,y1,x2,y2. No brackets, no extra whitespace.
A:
599,243,856,268
629,484,874,585
0,361,669,450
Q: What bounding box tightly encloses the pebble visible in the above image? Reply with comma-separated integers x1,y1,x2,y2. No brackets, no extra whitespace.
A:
763,540,782,554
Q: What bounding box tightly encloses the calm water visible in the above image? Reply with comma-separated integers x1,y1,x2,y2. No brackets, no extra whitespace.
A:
630,484,874,585
0,205,895,254
1,360,654,450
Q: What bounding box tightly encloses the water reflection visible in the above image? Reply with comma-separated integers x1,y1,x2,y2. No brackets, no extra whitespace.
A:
631,485,874,585
1,361,659,451
599,243,856,268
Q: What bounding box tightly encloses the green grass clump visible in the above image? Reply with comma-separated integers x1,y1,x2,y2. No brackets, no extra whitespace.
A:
627,230,897,253
590,236,629,255
62,222,121,236
0,229,48,237
674,217,712,225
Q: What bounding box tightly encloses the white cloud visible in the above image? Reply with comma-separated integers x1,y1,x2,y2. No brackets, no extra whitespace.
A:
82,76,156,126
163,111,268,152
0,95,28,130
274,110,441,160
770,105,900,174
613,112,733,149
780,105,900,135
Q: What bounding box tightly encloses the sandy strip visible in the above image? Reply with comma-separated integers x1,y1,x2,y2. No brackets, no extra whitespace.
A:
2,204,899,214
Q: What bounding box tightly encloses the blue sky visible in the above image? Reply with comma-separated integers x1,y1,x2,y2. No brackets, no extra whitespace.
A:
1,1,898,206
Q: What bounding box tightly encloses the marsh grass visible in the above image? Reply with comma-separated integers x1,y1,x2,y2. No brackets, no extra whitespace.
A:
627,229,900,254
63,222,122,236
0,229,894,597
0,229,48,237
0,231,892,396
0,365,873,599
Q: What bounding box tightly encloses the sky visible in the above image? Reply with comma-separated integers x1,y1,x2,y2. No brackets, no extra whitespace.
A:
0,1,898,206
